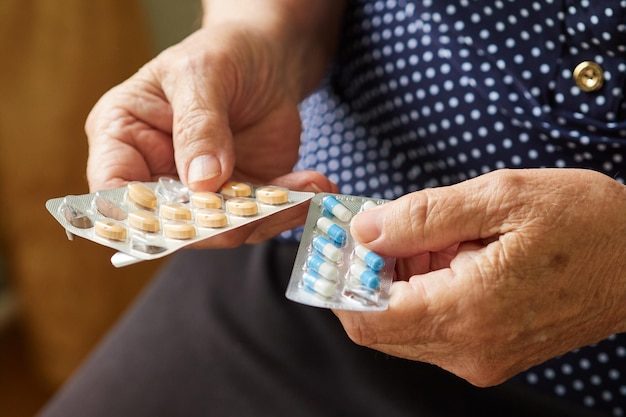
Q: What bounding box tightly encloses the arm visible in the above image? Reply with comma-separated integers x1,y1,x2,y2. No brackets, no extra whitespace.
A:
202,0,345,100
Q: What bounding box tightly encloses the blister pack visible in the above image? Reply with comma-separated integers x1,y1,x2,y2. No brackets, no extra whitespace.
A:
46,178,314,266
286,193,395,311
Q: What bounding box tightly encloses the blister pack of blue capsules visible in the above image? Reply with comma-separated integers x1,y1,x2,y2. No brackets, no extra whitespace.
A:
46,178,314,267
286,193,395,311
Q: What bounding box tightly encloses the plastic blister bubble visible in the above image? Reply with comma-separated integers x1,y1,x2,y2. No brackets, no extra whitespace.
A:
46,178,314,267
286,193,395,311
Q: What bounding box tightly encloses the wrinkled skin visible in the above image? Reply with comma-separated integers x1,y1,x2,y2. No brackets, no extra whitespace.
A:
85,25,337,247
337,168,626,386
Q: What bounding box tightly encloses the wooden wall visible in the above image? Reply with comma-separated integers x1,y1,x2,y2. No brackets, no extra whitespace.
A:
0,0,163,388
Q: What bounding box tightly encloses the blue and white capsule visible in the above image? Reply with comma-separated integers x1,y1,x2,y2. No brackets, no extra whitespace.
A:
316,217,347,246
312,236,343,262
306,254,340,281
303,270,336,298
350,263,380,290
320,206,334,219
321,195,353,223
354,245,385,272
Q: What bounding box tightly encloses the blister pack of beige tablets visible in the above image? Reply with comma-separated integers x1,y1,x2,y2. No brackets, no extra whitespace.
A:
286,193,395,311
46,178,314,267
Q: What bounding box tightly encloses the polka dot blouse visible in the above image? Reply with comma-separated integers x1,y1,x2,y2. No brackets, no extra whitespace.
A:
290,0,626,415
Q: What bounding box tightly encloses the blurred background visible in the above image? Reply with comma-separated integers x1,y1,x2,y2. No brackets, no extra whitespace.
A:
0,1,201,415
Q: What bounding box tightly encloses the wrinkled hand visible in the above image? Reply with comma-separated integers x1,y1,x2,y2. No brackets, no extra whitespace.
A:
336,168,626,386
86,25,303,190
85,24,336,246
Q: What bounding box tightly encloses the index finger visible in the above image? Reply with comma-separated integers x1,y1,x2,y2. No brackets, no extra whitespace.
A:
85,76,176,192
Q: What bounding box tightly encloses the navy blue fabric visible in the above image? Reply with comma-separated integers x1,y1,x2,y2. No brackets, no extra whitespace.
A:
287,1,626,415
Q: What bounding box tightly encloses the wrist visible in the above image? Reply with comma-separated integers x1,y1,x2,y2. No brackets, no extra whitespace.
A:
202,0,345,100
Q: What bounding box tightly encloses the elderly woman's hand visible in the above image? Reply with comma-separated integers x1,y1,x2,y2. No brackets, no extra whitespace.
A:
336,168,626,387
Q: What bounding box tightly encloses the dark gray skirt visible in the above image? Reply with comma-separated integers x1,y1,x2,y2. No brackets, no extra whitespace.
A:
38,241,604,417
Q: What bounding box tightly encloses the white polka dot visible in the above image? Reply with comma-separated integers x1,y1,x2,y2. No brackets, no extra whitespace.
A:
297,8,626,412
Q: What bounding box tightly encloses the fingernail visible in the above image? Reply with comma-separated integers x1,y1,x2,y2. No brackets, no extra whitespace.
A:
308,182,324,193
188,154,221,185
351,208,383,244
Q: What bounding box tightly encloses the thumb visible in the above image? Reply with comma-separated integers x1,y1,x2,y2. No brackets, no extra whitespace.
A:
160,56,235,192
173,98,235,192
350,174,508,257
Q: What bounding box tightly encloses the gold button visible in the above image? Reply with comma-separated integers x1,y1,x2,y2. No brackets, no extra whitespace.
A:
573,61,604,92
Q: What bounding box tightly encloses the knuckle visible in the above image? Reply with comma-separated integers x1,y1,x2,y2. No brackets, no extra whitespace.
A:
390,192,430,243
174,107,212,143
341,316,377,347
467,370,504,388
460,357,511,387
404,188,455,239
